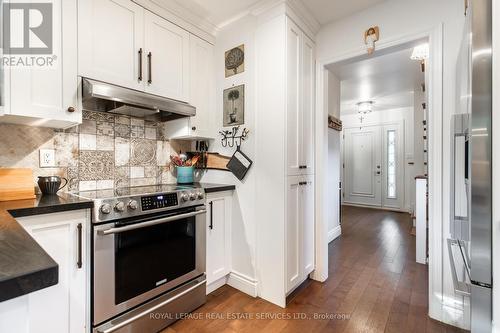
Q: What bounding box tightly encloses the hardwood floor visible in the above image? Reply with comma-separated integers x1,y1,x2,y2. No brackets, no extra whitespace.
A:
163,206,468,333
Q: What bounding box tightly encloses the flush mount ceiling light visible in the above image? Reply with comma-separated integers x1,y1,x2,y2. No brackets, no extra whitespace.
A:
357,101,374,126
410,43,429,61
357,101,374,114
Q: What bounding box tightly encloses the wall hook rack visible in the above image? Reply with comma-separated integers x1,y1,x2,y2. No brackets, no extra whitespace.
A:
219,126,249,148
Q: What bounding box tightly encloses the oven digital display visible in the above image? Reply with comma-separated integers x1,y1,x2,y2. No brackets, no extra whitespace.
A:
141,193,178,211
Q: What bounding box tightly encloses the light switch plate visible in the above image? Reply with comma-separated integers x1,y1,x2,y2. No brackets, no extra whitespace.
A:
39,149,56,168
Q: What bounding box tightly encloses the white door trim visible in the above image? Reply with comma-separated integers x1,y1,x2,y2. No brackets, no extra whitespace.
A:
313,24,444,323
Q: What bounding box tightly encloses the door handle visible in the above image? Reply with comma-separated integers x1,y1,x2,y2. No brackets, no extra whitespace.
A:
77,223,82,269
209,201,213,230
147,52,152,84
138,48,143,81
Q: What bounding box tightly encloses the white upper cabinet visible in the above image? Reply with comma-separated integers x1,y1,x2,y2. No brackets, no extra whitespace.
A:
286,20,302,176
301,35,315,175
78,0,144,91
1,0,80,128
188,35,214,138
79,1,191,103
162,35,214,140
285,18,315,176
144,11,190,101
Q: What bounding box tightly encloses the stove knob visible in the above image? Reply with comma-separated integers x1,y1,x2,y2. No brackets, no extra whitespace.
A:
100,203,111,214
128,200,138,210
197,191,204,200
180,193,189,202
114,201,125,212
189,192,196,201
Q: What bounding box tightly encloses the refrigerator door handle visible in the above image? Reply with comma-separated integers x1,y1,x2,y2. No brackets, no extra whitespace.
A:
447,238,471,296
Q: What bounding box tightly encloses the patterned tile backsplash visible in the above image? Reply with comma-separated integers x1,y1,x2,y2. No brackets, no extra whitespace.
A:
0,110,191,193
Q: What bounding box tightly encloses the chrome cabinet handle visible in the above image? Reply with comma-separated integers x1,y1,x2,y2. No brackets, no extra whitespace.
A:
77,223,82,269
138,48,143,81
98,210,207,235
147,52,152,84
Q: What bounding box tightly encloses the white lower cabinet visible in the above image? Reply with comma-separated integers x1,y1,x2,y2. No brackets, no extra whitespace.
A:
0,210,90,333
286,175,315,294
205,191,232,292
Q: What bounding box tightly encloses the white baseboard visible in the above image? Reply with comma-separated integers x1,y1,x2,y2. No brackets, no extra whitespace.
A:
328,225,342,243
227,271,258,297
206,276,228,295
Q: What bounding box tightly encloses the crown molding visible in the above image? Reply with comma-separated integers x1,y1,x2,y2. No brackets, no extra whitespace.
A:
133,0,217,44
134,0,320,42
217,0,320,39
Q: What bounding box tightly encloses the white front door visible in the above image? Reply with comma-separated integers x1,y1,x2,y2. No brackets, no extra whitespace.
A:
344,126,382,206
343,123,404,210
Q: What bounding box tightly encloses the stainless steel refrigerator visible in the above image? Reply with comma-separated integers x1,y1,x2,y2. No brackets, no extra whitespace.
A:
450,0,492,331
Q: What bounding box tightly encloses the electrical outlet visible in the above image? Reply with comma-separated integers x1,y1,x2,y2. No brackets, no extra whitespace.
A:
39,149,56,168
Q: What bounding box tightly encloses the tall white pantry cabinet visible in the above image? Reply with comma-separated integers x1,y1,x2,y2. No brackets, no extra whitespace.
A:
256,13,316,307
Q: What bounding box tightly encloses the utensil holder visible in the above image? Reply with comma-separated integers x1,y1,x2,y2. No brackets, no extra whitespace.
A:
176,166,194,184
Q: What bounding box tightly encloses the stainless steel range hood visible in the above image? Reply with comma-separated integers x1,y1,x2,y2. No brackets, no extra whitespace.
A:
81,78,195,121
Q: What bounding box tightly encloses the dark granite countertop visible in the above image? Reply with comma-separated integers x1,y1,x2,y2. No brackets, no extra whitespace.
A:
198,183,236,193
0,193,93,302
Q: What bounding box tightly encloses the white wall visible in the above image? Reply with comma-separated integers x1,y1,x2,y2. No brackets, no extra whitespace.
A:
341,107,414,212
326,71,341,242
316,0,464,327
198,15,258,287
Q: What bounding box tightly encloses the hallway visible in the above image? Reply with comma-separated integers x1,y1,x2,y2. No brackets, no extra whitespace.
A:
164,206,467,333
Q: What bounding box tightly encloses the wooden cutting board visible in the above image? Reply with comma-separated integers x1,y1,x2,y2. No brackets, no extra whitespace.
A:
0,168,36,201
205,153,230,171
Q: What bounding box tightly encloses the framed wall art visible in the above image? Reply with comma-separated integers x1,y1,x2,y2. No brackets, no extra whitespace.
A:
225,44,245,77
223,85,245,127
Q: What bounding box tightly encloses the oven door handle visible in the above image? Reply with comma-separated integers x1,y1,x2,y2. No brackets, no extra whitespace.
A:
98,210,207,235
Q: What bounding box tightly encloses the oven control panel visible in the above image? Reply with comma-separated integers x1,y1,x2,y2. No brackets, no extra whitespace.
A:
141,192,179,211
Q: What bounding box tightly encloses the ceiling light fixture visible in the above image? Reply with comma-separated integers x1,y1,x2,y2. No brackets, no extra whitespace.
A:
357,101,374,114
357,101,374,126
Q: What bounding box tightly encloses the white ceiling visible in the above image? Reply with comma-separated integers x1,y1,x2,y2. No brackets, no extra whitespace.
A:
327,47,425,115
301,0,387,25
167,0,387,28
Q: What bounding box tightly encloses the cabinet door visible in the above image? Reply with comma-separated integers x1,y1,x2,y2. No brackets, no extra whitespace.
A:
286,19,303,176
144,11,190,101
286,176,302,293
301,35,315,175
189,35,214,138
7,0,80,127
78,0,144,91
17,210,89,333
206,194,232,285
302,175,315,276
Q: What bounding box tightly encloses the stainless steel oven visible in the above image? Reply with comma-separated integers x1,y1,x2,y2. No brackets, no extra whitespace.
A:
93,204,206,331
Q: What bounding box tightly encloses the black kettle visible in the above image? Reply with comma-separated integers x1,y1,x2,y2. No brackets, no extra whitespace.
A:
37,176,68,195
